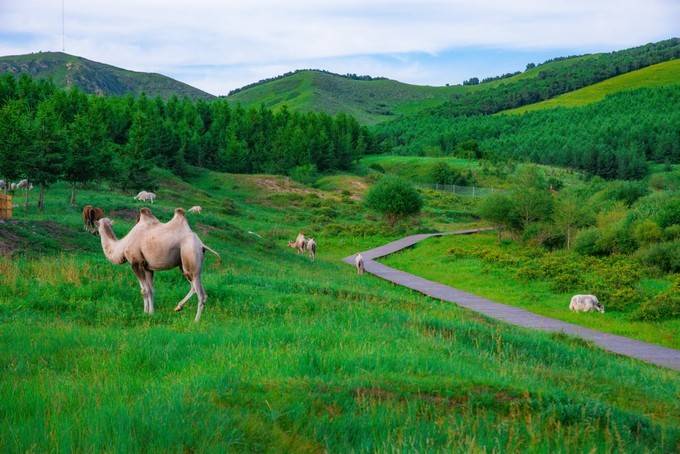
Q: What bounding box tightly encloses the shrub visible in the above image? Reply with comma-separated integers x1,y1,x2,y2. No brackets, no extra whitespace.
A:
574,227,603,256
632,219,662,246
288,164,318,185
663,224,680,241
636,241,680,273
364,176,423,224
634,278,680,321
368,163,385,173
655,198,680,228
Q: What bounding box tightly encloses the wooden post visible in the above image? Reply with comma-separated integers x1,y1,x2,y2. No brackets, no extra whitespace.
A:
0,194,12,220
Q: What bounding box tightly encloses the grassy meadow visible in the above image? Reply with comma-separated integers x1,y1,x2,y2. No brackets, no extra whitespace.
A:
2,170,680,452
382,233,680,350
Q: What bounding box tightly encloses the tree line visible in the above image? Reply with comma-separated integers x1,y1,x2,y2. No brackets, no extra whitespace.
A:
0,74,378,208
377,86,680,180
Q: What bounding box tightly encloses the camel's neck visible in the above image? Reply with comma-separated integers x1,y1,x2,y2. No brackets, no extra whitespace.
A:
99,222,127,264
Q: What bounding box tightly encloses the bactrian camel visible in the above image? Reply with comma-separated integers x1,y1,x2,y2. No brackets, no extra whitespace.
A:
97,207,220,321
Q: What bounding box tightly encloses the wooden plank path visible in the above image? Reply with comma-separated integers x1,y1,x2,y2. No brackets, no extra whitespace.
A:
343,229,680,372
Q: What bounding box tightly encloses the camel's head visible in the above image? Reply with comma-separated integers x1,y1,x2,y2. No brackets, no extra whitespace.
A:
287,241,296,248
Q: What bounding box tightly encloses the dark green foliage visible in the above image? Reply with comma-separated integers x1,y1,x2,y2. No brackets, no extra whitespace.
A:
655,198,680,228
429,162,474,186
634,278,680,321
0,74,378,199
365,176,423,223
636,241,680,273
574,228,603,256
377,86,680,179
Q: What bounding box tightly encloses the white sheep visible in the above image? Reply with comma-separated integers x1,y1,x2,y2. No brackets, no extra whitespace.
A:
569,295,604,313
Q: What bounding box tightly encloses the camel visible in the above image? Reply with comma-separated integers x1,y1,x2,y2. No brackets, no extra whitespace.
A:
82,205,105,234
97,207,220,322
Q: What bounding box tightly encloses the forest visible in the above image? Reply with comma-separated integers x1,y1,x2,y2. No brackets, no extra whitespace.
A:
0,74,378,206
377,86,680,180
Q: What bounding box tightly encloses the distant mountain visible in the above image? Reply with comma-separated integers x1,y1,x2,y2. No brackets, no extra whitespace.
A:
0,52,214,100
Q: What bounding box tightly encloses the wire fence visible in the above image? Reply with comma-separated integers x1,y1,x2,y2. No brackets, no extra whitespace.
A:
416,183,501,197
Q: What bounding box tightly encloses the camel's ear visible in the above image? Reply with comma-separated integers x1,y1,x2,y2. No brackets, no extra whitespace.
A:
175,208,186,217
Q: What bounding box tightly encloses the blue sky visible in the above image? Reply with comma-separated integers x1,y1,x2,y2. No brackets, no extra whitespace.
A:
1,1,678,95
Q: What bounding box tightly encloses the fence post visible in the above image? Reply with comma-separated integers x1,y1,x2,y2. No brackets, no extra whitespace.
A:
472,186,476,198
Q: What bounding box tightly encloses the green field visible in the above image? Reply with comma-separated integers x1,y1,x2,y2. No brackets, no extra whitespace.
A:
2,171,680,451
382,233,680,350
503,59,680,114
360,155,584,189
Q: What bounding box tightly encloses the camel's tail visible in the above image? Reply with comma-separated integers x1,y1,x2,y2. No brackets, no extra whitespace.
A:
202,243,222,263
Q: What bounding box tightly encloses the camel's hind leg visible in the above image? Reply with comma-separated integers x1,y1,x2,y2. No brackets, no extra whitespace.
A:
174,281,195,312
193,276,207,322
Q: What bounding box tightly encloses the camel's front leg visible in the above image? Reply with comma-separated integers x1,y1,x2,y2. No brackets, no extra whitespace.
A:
144,269,155,314
131,264,150,313
193,276,207,322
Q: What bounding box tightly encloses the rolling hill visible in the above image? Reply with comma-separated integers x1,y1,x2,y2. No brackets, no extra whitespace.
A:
0,52,214,100
503,58,680,114
226,69,461,125
228,39,680,125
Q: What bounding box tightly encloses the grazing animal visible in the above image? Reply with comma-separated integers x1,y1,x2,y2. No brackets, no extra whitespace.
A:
288,232,307,254
355,253,365,275
97,207,220,322
188,205,202,214
305,238,317,261
569,295,604,313
10,183,17,191
133,191,157,203
82,205,105,234
16,179,31,190
0,180,5,190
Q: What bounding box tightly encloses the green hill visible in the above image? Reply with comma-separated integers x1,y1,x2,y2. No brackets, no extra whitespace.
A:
227,39,680,125
226,69,460,125
504,59,680,114
0,52,214,100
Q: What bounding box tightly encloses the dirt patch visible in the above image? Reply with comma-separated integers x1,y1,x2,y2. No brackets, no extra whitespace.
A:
109,208,138,221
0,221,23,255
237,174,329,198
0,220,93,256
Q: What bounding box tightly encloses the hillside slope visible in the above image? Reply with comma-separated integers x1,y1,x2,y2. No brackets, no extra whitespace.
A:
0,52,214,100
227,39,680,124
226,70,459,125
504,58,680,114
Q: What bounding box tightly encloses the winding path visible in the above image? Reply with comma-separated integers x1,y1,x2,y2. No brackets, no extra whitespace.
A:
343,229,680,372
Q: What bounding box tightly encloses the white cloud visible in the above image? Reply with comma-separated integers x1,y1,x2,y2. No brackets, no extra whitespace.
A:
0,0,678,94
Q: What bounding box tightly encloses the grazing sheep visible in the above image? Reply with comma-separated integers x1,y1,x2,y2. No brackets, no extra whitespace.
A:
305,238,317,261
288,232,307,254
10,183,17,191
355,253,365,275
0,180,5,190
134,191,157,203
16,179,31,190
569,295,604,313
188,205,202,214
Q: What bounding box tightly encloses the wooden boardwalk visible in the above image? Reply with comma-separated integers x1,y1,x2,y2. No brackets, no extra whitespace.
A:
344,230,680,372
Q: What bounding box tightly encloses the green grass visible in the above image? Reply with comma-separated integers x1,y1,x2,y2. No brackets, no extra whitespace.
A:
382,233,680,350
503,59,680,114
1,172,679,451
0,52,213,99
360,155,584,189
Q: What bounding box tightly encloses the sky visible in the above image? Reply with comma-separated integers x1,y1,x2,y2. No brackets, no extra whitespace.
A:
0,0,678,96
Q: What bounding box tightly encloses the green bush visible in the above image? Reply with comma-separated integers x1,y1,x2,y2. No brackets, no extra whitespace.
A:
288,164,318,185
637,241,680,273
634,278,680,321
663,224,680,241
574,228,603,256
632,219,662,246
364,176,423,224
655,198,680,228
